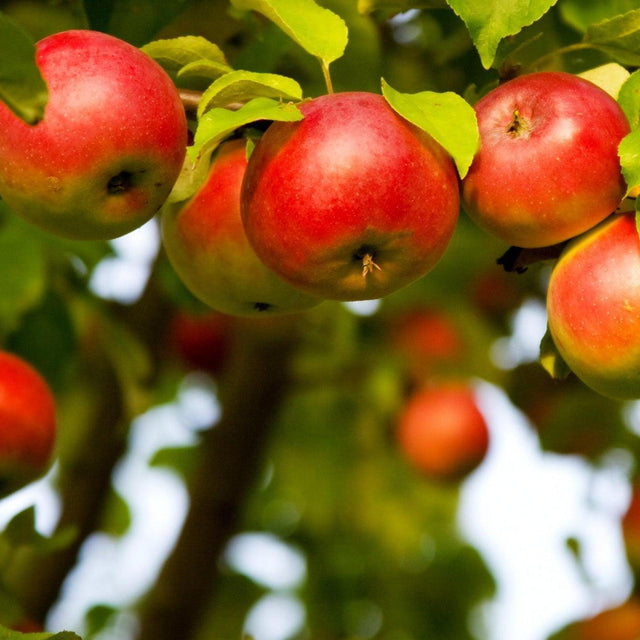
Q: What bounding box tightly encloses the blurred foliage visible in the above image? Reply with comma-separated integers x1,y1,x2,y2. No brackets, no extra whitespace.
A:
0,1,637,640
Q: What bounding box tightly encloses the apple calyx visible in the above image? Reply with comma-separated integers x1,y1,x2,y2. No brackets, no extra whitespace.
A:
506,108,530,138
357,247,382,278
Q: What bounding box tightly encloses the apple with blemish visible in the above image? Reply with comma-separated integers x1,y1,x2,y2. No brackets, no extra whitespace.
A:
462,71,630,248
162,139,322,317
546,211,640,399
241,91,460,301
0,29,188,240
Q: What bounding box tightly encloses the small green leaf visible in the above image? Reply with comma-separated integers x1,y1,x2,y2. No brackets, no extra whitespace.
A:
197,70,303,117
539,327,571,380
141,35,231,73
230,0,348,66
619,128,640,195
177,59,234,82
0,627,82,640
585,9,640,66
0,13,48,123
618,69,640,129
578,63,630,99
560,0,640,33
381,79,479,177
446,0,559,69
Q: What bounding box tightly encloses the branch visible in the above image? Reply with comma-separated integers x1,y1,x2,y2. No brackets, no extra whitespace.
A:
136,316,302,640
497,242,567,273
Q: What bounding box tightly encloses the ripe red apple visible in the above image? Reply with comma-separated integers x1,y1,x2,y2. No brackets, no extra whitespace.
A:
162,139,322,317
546,211,640,399
241,91,460,301
0,351,56,494
168,310,234,374
395,382,489,482
461,71,629,248
0,29,188,240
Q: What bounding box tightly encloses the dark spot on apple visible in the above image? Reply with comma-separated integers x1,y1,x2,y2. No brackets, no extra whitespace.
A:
107,171,133,194
353,245,377,262
253,302,273,312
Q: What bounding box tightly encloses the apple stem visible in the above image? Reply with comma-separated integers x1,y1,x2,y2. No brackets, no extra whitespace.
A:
321,61,334,95
361,253,382,277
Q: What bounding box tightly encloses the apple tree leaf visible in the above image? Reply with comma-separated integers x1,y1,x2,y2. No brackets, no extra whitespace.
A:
617,69,640,129
177,59,234,82
230,0,348,67
141,35,232,75
0,625,82,640
197,70,303,117
577,63,630,99
539,327,571,380
584,9,640,66
381,79,479,178
559,0,640,33
445,0,559,69
619,129,640,196
169,97,303,203
0,12,47,124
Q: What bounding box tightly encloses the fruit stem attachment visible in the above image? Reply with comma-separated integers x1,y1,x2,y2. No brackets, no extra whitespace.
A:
321,60,334,94
362,253,381,277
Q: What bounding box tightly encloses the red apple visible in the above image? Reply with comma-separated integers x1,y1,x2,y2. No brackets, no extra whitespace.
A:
162,139,322,317
0,30,188,240
546,211,640,399
567,600,640,640
622,482,640,569
387,307,465,380
168,310,234,374
0,351,56,494
461,71,629,248
396,382,489,482
241,91,460,301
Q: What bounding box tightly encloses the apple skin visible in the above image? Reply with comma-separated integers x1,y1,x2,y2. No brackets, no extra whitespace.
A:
546,211,640,399
461,71,630,248
622,482,640,570
241,91,460,301
161,139,322,317
565,600,640,640
0,30,188,240
396,382,489,482
0,351,56,495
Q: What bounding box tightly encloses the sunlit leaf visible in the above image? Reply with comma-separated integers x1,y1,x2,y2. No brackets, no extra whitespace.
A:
539,327,571,379
197,70,303,116
381,79,479,177
560,0,640,33
141,35,231,73
0,13,47,123
585,9,640,66
618,69,640,129
230,0,348,66
177,59,234,82
446,0,559,68
578,63,630,98
619,129,640,196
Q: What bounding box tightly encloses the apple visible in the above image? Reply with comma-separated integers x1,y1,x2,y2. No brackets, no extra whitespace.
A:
161,139,322,317
622,482,640,570
565,599,640,640
461,71,630,248
0,29,188,240
240,91,460,301
0,351,56,495
168,309,234,374
546,211,640,399
387,306,464,381
395,382,489,482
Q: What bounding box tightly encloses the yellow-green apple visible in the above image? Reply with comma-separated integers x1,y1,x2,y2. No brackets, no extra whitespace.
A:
461,71,630,248
546,211,640,399
0,29,188,240
395,382,489,482
241,91,460,301
161,139,322,317
0,351,56,495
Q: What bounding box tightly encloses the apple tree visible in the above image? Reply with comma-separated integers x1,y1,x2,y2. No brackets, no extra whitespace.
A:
0,1,639,639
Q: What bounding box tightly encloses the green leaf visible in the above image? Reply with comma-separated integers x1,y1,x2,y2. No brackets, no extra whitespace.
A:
141,36,231,74
560,0,640,34
197,70,303,117
0,626,81,640
177,59,234,82
3,507,76,553
539,327,571,380
357,0,447,14
0,12,47,123
230,0,348,66
381,79,479,178
150,445,197,478
170,98,303,203
619,128,640,195
446,0,559,69
585,9,640,66
617,69,640,129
